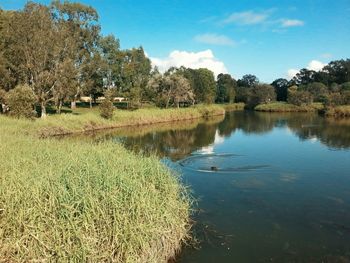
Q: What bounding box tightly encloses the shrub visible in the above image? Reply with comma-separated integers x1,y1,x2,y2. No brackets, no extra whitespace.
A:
99,91,115,119
287,88,313,106
6,84,37,118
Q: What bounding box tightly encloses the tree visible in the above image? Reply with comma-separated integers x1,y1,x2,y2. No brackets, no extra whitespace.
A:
216,73,236,103
307,82,328,102
271,78,289,101
98,35,121,89
99,90,115,119
147,73,194,108
3,3,63,118
248,84,276,108
323,59,350,84
237,74,259,88
6,84,36,118
291,68,316,85
118,47,152,106
287,86,313,106
51,1,101,109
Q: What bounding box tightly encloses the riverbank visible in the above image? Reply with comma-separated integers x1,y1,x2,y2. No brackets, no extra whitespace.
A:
0,117,191,262
34,104,242,137
254,102,324,112
324,105,350,117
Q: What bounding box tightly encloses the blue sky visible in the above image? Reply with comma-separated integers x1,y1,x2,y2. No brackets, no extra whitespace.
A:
1,0,350,82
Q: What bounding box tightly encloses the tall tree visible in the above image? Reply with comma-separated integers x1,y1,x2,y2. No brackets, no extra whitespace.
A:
237,74,259,88
118,47,152,106
51,0,101,109
291,68,316,86
216,73,236,103
271,78,289,101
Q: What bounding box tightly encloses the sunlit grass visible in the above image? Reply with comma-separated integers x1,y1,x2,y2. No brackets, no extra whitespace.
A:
254,102,324,112
325,105,350,117
0,117,192,262
29,104,228,137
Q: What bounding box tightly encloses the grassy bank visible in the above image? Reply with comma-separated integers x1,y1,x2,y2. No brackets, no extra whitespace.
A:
29,104,239,137
221,103,245,112
254,102,324,112
325,105,350,117
0,117,191,262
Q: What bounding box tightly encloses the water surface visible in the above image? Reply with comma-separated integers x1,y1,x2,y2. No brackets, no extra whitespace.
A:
96,112,350,262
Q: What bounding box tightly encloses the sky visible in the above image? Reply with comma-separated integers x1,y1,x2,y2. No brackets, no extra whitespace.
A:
1,0,350,82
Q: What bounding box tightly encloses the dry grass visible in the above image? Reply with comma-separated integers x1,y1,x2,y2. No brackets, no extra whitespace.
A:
254,102,324,112
325,105,350,117
35,105,227,137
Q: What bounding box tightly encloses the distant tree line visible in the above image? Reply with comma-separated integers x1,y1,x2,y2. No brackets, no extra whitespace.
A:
0,1,349,119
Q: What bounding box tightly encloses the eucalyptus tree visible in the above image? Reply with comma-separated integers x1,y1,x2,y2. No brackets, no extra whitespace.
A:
177,67,216,104
118,47,152,105
216,73,236,103
51,0,101,109
3,2,65,117
271,78,289,101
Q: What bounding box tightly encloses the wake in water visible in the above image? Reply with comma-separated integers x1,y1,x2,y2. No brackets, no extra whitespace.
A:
178,153,270,174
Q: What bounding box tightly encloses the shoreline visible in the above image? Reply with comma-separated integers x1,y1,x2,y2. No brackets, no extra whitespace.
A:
38,104,245,138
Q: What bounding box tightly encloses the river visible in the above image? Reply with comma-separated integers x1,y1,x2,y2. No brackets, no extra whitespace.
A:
90,111,350,262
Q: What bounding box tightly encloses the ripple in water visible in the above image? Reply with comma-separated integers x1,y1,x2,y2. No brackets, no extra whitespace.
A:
178,153,270,173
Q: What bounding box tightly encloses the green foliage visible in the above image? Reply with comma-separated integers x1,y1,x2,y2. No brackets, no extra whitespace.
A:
216,73,236,103
307,82,328,102
99,91,115,119
237,74,259,87
245,84,276,108
177,68,216,104
6,85,36,118
287,86,313,106
341,82,350,91
271,78,289,101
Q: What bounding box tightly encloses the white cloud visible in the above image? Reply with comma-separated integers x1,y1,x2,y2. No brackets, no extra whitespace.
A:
150,50,228,78
280,19,304,27
223,10,271,25
287,60,326,80
307,60,326,71
287,69,299,79
194,33,236,47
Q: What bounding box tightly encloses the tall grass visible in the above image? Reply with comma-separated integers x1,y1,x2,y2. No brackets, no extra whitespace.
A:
254,102,324,112
0,117,191,262
36,104,227,137
325,105,350,117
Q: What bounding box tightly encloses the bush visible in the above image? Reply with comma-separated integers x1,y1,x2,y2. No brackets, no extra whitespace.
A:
287,88,313,106
6,84,37,118
99,91,115,119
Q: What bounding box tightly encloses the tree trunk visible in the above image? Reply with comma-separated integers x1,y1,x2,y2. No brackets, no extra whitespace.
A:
41,102,47,118
71,99,76,109
57,100,62,114
89,95,93,108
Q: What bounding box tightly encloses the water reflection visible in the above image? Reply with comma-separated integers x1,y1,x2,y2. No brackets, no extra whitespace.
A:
79,111,350,262
94,112,350,159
